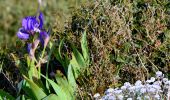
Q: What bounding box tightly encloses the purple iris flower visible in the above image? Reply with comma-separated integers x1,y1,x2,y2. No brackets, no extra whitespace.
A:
22,12,43,31
17,28,30,40
17,12,44,40
17,11,49,59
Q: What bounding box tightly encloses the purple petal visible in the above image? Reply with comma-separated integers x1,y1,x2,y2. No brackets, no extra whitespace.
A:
22,18,28,30
38,12,44,29
40,31,49,38
22,16,39,31
17,28,29,40
29,17,37,31
27,43,32,53
27,18,32,30
39,31,49,47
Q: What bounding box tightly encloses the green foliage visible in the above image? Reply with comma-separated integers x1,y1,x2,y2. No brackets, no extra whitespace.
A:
0,0,91,99
0,0,170,99
54,38,70,72
67,64,77,91
13,30,89,99
43,94,59,100
23,76,47,100
0,90,15,100
41,74,70,100
81,31,90,65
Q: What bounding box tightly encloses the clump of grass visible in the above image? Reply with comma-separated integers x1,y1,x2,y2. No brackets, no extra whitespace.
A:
56,0,170,99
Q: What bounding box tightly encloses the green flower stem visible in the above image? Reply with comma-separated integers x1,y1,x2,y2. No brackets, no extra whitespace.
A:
37,46,46,78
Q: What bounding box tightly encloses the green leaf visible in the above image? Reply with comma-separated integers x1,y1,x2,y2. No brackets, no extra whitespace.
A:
72,46,86,68
41,74,72,100
17,80,24,95
0,90,15,100
68,45,87,80
54,38,65,63
16,95,26,100
43,94,59,100
22,81,36,100
116,55,125,63
27,58,39,79
123,42,131,53
54,39,70,72
55,74,68,87
59,38,65,59
70,53,81,79
81,31,90,65
67,64,77,91
55,73,75,98
46,41,56,93
23,76,47,100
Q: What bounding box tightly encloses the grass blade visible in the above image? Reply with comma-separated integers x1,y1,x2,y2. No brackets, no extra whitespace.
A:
23,75,47,100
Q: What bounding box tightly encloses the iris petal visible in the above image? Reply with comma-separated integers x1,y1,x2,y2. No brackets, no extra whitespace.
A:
22,18,28,30
22,16,39,31
17,28,29,40
27,43,32,53
40,31,49,38
39,31,49,47
39,12,44,29
27,18,32,30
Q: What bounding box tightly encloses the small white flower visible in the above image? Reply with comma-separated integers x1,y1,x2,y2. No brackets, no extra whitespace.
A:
144,95,150,99
129,86,135,92
163,78,168,83
94,93,100,98
153,81,162,86
127,98,132,100
152,84,161,90
156,71,163,77
146,84,151,87
165,81,170,85
146,77,155,83
150,77,156,82
154,94,160,99
135,85,143,92
117,95,124,100
140,87,147,94
113,89,122,94
135,80,142,86
124,82,131,87
105,88,114,94
137,96,142,100
107,95,116,100
146,80,152,83
121,86,127,91
148,87,156,94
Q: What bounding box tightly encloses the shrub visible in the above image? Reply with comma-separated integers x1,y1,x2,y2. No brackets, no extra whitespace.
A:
58,0,170,98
